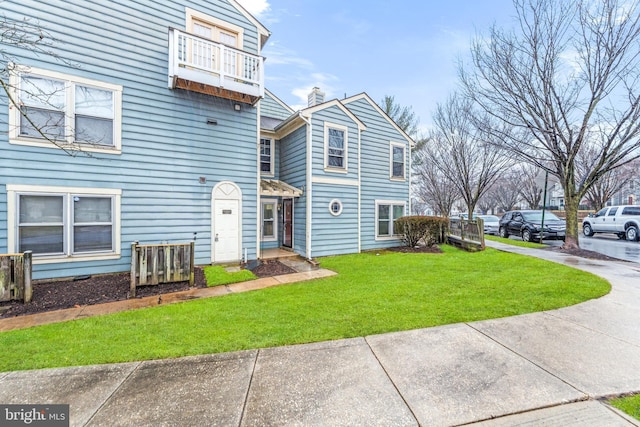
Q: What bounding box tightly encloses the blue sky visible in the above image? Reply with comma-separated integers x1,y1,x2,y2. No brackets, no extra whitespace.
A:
237,0,517,133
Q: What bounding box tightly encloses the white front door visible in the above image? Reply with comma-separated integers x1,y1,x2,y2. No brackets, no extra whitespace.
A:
213,199,240,263
212,181,242,263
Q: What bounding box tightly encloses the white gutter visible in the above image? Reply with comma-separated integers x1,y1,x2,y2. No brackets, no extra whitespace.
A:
300,114,313,260
256,102,262,260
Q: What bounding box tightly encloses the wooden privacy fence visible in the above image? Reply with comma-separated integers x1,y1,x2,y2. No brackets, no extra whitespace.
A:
448,218,485,251
0,252,32,303
130,241,195,297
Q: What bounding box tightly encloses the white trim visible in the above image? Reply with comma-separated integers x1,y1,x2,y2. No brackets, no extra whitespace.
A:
264,89,294,115
302,115,313,259
357,126,362,253
324,122,348,173
302,99,366,131
8,66,123,154
342,93,414,146
6,184,121,263
211,181,243,263
389,141,407,181
311,176,359,187
260,199,278,241
224,0,271,49
375,200,406,241
259,137,275,177
256,102,262,259
186,7,245,49
328,199,343,216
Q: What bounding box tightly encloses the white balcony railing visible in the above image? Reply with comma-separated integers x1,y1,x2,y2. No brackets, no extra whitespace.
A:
168,28,264,101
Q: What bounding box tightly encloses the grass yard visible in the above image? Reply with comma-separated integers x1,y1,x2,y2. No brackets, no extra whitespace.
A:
485,234,547,248
0,246,609,372
204,265,256,286
610,394,640,420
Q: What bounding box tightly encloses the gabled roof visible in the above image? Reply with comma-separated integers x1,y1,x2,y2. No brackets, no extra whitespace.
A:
301,99,366,131
261,179,303,197
342,93,415,146
265,89,295,115
227,0,271,48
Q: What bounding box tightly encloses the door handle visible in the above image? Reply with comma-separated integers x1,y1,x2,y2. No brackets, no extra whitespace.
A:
214,234,219,242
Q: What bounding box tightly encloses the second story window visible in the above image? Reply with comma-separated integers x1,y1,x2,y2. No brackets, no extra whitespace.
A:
260,138,273,175
390,142,406,180
10,67,122,153
324,123,348,172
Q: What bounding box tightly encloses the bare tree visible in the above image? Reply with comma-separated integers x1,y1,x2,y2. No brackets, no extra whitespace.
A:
413,149,458,216
427,93,510,218
1,12,89,155
461,0,640,248
484,169,521,213
517,163,544,209
581,159,639,210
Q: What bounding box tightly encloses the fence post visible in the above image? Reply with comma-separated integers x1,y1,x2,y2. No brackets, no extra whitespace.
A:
130,242,138,298
189,241,195,286
23,251,32,303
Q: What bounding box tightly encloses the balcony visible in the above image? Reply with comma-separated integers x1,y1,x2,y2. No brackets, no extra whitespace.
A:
168,28,264,105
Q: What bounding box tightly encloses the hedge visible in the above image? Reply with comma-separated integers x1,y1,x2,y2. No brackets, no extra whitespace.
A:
395,216,449,247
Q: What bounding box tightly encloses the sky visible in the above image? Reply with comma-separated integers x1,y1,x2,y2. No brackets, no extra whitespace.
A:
237,0,517,134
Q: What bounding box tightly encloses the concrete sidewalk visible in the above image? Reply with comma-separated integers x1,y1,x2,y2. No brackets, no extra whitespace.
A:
1,241,640,426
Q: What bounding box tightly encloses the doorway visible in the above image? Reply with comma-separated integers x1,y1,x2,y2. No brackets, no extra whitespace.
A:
283,198,293,248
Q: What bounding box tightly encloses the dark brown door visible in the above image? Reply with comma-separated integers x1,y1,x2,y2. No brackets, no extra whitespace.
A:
283,199,293,248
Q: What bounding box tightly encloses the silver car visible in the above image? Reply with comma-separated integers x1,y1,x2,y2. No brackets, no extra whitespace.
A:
477,215,500,235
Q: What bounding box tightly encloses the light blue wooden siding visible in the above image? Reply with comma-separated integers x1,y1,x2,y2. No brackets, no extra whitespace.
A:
261,92,293,120
310,185,359,257
278,126,307,256
344,97,410,250
0,0,261,279
310,106,359,181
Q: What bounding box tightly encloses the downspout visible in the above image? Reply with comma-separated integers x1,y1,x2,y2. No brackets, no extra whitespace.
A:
256,101,262,260
408,141,413,215
357,126,362,253
300,113,313,260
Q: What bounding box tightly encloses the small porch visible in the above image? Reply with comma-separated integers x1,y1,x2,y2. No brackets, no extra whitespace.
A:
261,248,298,260
260,179,303,258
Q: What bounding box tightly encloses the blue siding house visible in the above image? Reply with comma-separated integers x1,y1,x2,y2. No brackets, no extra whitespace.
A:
0,1,413,280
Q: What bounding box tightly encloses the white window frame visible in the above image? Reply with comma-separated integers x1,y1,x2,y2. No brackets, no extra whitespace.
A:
8,66,123,154
260,138,274,176
324,122,348,173
6,184,122,264
186,7,244,49
375,200,406,240
261,199,278,242
389,141,406,181
328,199,343,216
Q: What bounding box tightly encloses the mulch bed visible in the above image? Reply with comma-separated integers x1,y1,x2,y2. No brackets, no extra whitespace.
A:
387,245,443,254
545,246,626,262
0,260,293,319
250,260,297,277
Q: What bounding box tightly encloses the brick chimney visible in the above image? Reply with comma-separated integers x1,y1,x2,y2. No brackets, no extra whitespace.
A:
308,87,325,107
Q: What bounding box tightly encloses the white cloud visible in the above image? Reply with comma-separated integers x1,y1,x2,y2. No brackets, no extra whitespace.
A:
236,0,270,17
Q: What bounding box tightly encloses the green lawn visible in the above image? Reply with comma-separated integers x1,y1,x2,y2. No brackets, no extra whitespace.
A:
204,265,256,286
0,246,609,372
610,394,640,420
486,234,547,248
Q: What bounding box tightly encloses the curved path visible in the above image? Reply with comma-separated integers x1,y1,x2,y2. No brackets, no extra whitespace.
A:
0,241,639,426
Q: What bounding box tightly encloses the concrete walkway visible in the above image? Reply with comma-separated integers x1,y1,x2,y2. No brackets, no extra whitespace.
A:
1,242,640,426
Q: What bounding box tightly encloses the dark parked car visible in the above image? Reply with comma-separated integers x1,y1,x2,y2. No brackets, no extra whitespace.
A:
499,210,566,242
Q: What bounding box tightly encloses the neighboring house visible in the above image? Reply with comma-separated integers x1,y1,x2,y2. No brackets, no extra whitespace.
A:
0,0,412,280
